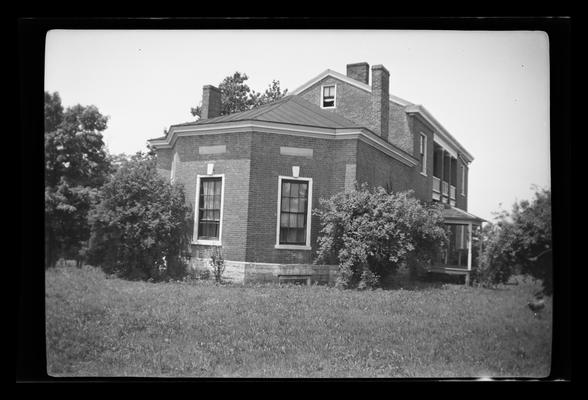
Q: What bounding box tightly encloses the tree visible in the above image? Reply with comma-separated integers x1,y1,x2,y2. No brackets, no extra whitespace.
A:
87,152,193,281
474,187,552,294
44,92,111,268
190,72,288,119
314,185,447,289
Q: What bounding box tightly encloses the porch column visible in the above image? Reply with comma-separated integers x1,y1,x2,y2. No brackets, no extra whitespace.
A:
467,223,473,271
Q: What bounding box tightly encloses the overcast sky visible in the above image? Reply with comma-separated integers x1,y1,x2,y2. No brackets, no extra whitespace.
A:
45,30,550,222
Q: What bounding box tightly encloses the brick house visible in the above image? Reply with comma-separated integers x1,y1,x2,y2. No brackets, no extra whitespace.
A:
148,62,484,284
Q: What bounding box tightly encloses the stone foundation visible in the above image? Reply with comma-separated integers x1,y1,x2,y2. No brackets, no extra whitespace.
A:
189,258,339,285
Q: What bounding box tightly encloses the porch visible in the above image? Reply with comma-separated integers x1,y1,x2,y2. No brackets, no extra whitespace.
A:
426,205,486,285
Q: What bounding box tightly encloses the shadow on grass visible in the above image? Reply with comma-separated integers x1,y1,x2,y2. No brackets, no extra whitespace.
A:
379,271,464,291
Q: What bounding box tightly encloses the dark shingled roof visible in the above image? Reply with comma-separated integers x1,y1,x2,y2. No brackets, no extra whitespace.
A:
170,95,361,130
442,205,486,224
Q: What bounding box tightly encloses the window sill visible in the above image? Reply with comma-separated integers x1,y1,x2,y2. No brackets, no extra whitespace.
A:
420,172,427,177
274,244,311,250
193,239,222,246
320,105,336,109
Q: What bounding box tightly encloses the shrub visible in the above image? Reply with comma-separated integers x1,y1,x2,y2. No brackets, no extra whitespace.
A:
314,184,447,289
472,187,552,294
87,152,193,281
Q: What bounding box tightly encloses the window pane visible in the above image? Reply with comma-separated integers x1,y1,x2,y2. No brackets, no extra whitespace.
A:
214,180,222,194
298,198,306,212
280,213,289,227
281,197,290,212
290,183,299,197
290,197,299,212
282,182,290,197
289,213,297,228
286,229,297,243
299,183,307,197
297,214,305,228
296,228,305,244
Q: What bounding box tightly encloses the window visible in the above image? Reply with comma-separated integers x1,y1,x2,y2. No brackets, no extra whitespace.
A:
195,175,224,243
321,85,336,108
419,134,427,175
170,152,179,183
276,177,313,249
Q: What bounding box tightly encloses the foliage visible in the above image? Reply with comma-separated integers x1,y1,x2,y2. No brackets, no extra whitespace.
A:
87,152,193,281
209,247,225,283
314,184,447,289
473,187,552,294
45,91,112,268
190,72,288,118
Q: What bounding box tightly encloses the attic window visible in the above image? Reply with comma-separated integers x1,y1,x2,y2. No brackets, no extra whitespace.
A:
321,85,336,108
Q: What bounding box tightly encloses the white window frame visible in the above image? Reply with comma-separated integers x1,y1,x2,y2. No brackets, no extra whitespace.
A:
275,175,313,250
419,133,427,176
461,164,466,196
320,84,336,109
193,174,225,246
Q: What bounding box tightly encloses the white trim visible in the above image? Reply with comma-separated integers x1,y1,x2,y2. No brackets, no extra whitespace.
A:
406,104,474,162
419,132,427,176
320,84,337,109
290,69,413,107
275,175,313,250
149,121,419,168
193,173,225,246
433,134,458,158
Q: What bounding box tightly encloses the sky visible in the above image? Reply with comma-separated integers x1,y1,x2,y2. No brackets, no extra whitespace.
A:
45,30,550,222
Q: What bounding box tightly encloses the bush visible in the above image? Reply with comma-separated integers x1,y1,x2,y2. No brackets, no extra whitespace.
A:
472,187,552,294
87,152,193,281
314,184,447,289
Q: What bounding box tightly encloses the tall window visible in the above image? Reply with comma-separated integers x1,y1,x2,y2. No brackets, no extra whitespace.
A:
322,85,336,108
170,152,179,183
197,177,222,240
279,179,309,245
419,134,427,175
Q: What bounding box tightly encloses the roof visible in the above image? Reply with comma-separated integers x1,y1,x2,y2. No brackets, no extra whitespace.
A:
170,95,361,131
442,205,486,225
291,68,414,107
290,68,474,163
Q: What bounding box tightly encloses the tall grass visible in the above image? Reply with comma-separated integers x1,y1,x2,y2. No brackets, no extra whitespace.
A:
46,265,551,377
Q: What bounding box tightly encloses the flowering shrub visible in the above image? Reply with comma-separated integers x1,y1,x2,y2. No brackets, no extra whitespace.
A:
87,152,193,281
314,185,447,289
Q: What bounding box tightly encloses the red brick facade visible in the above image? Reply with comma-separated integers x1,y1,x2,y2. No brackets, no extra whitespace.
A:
150,63,474,281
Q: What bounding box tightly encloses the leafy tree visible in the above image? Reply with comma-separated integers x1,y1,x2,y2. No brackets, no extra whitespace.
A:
87,152,193,281
474,187,552,294
44,91,111,268
190,72,288,118
314,185,447,289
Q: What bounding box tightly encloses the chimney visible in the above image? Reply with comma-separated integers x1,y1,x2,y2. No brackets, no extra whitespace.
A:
371,65,390,141
346,62,370,85
200,85,221,120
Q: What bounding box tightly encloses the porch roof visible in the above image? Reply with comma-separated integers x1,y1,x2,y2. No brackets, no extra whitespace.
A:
441,205,486,225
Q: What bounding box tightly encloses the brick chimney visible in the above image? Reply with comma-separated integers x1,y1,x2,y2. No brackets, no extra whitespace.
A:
200,85,221,120
371,65,390,141
346,62,370,85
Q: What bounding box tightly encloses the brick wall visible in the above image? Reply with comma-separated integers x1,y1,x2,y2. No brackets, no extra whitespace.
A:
297,77,380,137
245,131,358,264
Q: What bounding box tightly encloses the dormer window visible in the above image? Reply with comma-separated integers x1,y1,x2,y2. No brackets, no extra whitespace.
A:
321,85,336,108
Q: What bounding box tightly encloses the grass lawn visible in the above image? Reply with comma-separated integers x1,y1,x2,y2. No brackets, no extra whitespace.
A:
45,265,552,378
